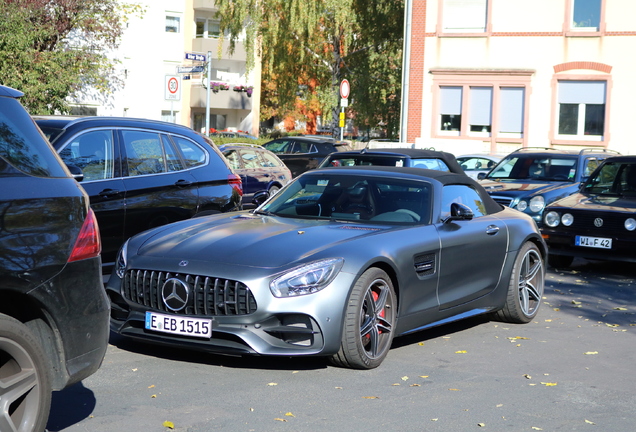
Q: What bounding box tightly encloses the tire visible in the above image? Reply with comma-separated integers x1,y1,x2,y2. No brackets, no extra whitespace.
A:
268,185,280,196
547,254,574,269
0,314,52,432
494,242,545,323
330,268,396,369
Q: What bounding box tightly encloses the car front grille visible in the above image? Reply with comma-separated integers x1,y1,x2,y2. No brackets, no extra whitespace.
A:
122,269,257,316
564,211,628,232
491,195,513,207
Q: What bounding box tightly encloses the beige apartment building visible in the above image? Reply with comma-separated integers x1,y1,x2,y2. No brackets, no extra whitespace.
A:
403,0,636,155
84,0,260,136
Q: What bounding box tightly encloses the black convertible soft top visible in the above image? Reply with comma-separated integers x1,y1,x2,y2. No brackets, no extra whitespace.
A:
307,165,504,215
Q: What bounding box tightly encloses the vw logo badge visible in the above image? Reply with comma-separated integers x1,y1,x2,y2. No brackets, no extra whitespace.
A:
161,278,190,311
179,260,188,267
594,218,604,227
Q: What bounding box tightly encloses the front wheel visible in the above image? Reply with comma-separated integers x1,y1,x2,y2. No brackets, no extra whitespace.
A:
494,241,545,323
330,268,397,369
0,314,52,432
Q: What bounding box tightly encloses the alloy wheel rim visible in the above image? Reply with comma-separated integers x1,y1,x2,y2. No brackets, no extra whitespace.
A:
359,278,394,359
0,337,41,432
518,249,544,316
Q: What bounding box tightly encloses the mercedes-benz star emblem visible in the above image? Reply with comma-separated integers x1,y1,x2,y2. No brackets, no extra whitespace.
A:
161,278,190,311
594,218,604,227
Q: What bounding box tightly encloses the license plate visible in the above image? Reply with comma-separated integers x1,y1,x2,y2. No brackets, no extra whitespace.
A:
575,236,612,249
145,312,212,338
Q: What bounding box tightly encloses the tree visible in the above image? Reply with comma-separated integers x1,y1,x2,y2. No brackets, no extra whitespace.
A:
0,0,142,115
214,0,404,138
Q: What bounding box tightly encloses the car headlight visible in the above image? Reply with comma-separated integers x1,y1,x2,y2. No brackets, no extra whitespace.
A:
516,200,528,211
270,258,344,298
529,196,545,213
562,213,574,226
625,218,636,231
545,211,560,227
115,240,129,279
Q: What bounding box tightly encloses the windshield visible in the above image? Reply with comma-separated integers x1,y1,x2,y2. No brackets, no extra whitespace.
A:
582,162,636,196
258,173,431,224
486,155,577,181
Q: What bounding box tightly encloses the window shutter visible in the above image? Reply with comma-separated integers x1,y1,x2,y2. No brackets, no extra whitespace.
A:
469,87,492,126
440,87,463,115
499,88,525,133
558,81,606,104
443,0,487,32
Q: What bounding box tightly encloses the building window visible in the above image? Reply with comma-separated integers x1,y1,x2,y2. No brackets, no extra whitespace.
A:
440,86,462,133
442,0,488,33
572,0,601,31
166,15,180,33
469,87,492,133
499,87,525,136
196,18,222,38
557,81,606,140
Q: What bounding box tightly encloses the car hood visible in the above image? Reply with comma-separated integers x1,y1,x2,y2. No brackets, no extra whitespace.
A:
549,193,636,212
135,213,388,268
480,179,575,196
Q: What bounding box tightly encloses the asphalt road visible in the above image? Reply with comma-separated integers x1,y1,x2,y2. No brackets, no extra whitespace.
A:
47,259,635,432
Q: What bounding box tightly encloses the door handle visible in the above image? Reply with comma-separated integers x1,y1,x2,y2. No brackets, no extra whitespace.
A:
98,189,122,197
486,225,500,235
175,179,193,187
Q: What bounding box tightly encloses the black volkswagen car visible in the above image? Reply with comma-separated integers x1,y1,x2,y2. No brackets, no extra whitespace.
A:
34,116,243,274
262,136,352,177
543,156,636,268
0,86,109,431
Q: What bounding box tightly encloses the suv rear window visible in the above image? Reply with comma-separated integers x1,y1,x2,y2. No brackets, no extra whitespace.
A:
0,97,67,178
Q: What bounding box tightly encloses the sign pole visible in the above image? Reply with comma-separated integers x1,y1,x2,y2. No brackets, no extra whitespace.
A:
339,79,350,141
205,51,212,136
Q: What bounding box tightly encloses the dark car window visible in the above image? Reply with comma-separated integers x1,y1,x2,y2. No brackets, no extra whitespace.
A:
263,139,292,153
411,158,451,171
0,98,67,177
241,149,261,169
291,141,315,154
161,135,184,172
171,135,207,168
58,130,115,181
488,155,577,181
122,130,166,176
441,185,487,220
583,162,636,196
260,150,281,168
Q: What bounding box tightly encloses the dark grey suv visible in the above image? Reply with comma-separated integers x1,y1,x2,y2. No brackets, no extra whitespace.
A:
0,86,109,431
262,136,352,177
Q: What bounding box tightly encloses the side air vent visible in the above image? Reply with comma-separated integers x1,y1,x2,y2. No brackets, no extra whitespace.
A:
414,253,436,276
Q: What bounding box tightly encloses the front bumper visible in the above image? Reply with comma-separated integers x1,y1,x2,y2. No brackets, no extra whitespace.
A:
543,229,636,263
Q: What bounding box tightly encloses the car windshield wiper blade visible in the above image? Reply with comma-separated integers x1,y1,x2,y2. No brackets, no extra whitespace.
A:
252,209,275,216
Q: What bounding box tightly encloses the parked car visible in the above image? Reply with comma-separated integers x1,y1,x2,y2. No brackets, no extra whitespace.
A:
478,147,619,227
318,147,465,174
34,116,243,274
456,153,503,179
107,166,546,369
0,85,109,431
219,143,292,207
543,155,636,268
262,136,352,177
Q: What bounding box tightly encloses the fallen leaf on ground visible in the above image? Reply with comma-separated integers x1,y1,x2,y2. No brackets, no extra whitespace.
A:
605,323,619,327
410,384,421,387
585,419,596,425
420,375,429,378
418,342,425,346
285,412,295,417
584,351,598,355
274,418,287,422
571,301,582,305
431,418,438,421
151,394,157,398
449,388,461,391
267,382,278,386
540,382,558,386
478,423,486,427
401,376,409,381
614,307,628,311
362,396,379,399
148,385,155,389
532,427,543,430
523,374,532,379
455,350,467,354
162,421,174,429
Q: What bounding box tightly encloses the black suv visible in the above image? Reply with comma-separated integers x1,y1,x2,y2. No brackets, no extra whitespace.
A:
0,86,109,431
34,116,243,274
262,136,352,177
478,147,619,227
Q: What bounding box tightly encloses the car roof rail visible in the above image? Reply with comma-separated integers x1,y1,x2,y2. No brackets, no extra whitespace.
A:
579,148,621,155
512,147,555,153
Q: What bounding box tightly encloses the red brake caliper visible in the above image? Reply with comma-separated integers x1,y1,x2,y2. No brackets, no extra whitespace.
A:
365,290,385,340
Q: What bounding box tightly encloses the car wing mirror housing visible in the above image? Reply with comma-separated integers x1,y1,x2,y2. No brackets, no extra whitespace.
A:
66,164,84,182
477,172,487,180
443,202,474,223
252,190,270,206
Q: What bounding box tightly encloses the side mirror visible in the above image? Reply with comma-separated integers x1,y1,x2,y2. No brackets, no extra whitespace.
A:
252,190,270,206
477,172,487,180
443,202,474,223
66,165,84,182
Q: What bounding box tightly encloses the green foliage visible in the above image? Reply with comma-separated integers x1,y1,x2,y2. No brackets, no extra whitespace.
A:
0,0,143,115
215,0,404,138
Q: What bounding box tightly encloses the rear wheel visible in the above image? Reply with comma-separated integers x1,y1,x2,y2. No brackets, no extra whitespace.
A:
494,242,545,323
330,268,396,369
268,185,280,196
0,314,52,432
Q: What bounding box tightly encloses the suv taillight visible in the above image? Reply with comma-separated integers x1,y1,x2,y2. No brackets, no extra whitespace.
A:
228,173,243,196
69,208,102,262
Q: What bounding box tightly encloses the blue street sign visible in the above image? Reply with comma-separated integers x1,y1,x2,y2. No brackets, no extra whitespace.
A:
185,52,206,62
177,65,205,74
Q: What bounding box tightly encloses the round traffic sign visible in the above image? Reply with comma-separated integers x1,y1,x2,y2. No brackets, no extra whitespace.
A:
168,77,179,94
340,79,350,99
